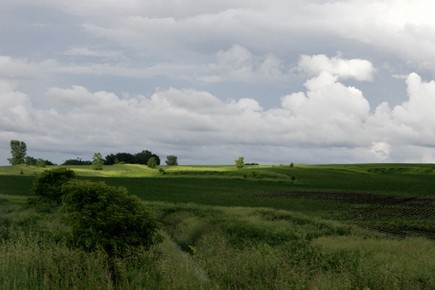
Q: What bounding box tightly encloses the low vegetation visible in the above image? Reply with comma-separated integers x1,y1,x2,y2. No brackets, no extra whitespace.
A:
32,168,76,204
0,163,434,289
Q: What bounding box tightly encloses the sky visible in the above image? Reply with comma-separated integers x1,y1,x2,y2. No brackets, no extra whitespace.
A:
1,0,435,165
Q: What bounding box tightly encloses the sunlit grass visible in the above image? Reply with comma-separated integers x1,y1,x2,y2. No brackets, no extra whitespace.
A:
0,165,49,176
70,164,160,177
312,236,435,289
1,169,435,289
156,202,435,289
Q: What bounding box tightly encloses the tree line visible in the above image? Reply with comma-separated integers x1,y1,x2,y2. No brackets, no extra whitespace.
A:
7,140,54,167
65,151,178,167
6,140,178,167
104,150,161,165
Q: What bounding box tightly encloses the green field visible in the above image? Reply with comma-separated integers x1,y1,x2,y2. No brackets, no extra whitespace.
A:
0,163,434,289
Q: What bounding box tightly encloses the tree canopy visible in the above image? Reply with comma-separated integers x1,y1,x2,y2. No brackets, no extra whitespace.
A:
62,158,92,166
165,155,178,166
147,156,157,168
92,152,104,170
8,140,27,165
32,168,76,204
235,156,245,169
104,150,160,166
24,156,55,166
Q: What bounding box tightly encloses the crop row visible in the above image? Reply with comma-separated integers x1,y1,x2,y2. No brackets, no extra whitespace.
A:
365,224,435,240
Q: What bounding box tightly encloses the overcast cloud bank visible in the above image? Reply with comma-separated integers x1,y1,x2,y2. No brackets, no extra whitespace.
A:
1,54,435,164
1,1,435,164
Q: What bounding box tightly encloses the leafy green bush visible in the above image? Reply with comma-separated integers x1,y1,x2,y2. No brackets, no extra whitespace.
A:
32,168,76,204
92,152,104,170
235,157,244,169
61,180,162,257
147,157,157,168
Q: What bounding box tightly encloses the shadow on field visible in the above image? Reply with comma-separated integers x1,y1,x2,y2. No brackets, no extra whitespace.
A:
256,191,435,240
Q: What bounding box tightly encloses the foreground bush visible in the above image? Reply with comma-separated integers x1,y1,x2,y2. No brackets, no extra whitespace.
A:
62,180,162,257
32,168,76,204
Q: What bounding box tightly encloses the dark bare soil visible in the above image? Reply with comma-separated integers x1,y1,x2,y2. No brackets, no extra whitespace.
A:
257,191,435,240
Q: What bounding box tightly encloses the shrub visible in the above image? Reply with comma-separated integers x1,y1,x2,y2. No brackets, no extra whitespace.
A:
62,158,92,165
35,159,46,168
92,152,104,170
165,155,178,166
32,168,76,204
147,157,157,169
61,180,163,257
235,157,244,169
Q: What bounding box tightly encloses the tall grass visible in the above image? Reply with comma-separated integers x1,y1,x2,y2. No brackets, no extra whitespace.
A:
1,164,435,289
0,195,214,289
0,231,113,289
312,236,435,289
157,203,435,289
1,195,435,289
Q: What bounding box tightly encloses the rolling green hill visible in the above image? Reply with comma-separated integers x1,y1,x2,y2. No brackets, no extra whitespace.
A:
0,163,434,289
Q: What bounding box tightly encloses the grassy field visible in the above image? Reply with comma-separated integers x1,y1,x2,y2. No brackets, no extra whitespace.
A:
0,163,434,289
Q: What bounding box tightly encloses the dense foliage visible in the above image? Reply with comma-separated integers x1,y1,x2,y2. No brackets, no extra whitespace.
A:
8,140,27,165
62,158,92,165
32,168,76,204
165,155,178,166
24,156,55,166
235,156,244,169
92,152,104,170
62,180,162,257
104,150,160,165
147,157,157,168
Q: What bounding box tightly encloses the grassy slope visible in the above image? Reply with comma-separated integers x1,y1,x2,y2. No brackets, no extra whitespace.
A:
1,163,434,238
1,163,435,289
1,162,434,198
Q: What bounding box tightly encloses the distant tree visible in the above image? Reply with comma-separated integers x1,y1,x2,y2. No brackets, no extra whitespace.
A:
44,160,55,166
8,140,27,165
62,158,92,166
114,152,135,164
105,150,160,165
35,158,46,168
165,155,178,166
235,157,245,169
25,156,54,166
132,150,160,165
151,154,160,165
147,157,157,169
104,154,117,165
24,156,37,166
135,150,153,165
92,152,104,170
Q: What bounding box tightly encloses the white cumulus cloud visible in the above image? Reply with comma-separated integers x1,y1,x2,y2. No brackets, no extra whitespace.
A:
298,54,374,81
1,53,435,164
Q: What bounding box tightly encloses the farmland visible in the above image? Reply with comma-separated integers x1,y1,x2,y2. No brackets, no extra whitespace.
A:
0,163,434,289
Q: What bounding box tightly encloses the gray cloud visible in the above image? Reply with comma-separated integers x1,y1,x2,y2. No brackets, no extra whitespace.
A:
1,1,435,164
2,54,435,164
